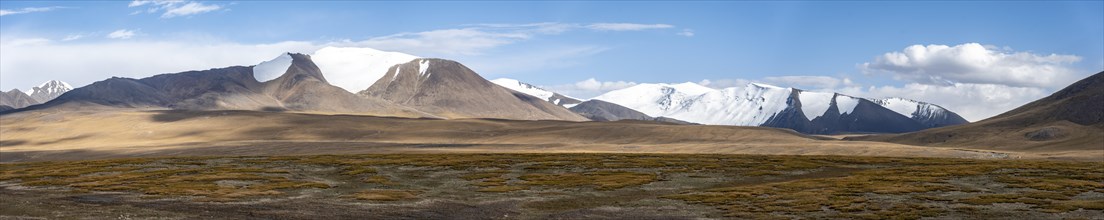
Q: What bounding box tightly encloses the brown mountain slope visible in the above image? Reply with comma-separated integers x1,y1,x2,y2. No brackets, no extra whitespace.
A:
360,58,587,121
8,53,426,118
848,71,1104,152
259,53,423,114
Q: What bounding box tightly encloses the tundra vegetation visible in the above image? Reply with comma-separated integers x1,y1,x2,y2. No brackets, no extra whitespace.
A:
1,154,1101,219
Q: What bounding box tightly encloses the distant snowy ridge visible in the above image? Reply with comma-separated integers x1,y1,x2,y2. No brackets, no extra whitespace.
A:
871,97,967,127
591,81,961,129
591,82,714,117
871,97,955,120
491,78,583,107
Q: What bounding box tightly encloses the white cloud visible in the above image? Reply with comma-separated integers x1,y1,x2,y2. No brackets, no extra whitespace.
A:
128,0,222,18
343,28,531,56
849,83,1048,122
61,34,85,41
677,29,695,37
697,78,750,89
763,76,856,90
161,1,220,18
465,22,577,35
460,46,608,76
351,22,679,56
0,6,65,16
544,78,639,98
585,23,674,31
106,29,137,39
856,43,1092,121
861,43,1082,88
2,38,52,47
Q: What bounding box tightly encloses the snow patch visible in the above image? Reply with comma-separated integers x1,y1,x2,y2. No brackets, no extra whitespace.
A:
835,95,861,115
418,59,431,77
252,53,293,83
311,46,419,93
798,91,834,120
875,98,920,117
389,66,402,83
670,82,715,96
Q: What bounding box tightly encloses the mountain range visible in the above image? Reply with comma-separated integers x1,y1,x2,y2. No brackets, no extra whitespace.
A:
587,81,967,134
2,46,971,134
492,78,967,134
491,78,583,107
0,80,73,109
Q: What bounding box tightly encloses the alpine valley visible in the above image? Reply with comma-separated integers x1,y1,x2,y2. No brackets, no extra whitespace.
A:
4,46,1099,163
3,2,1102,219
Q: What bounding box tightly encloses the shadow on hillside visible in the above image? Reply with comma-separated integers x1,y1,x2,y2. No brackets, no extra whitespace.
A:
150,110,209,122
0,140,29,147
35,134,94,146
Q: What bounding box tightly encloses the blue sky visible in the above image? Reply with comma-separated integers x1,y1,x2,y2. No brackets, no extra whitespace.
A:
1,1,1102,120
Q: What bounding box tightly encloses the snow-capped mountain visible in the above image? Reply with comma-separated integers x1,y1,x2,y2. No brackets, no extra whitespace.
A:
310,47,420,93
591,82,715,117
592,82,967,134
491,78,582,107
27,80,73,103
871,98,969,128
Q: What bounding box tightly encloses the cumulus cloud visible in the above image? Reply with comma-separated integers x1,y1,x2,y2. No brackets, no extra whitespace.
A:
855,42,1093,121
848,83,1048,121
129,0,222,18
106,29,137,39
861,43,1081,88
0,6,65,16
544,78,639,98
585,23,674,31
